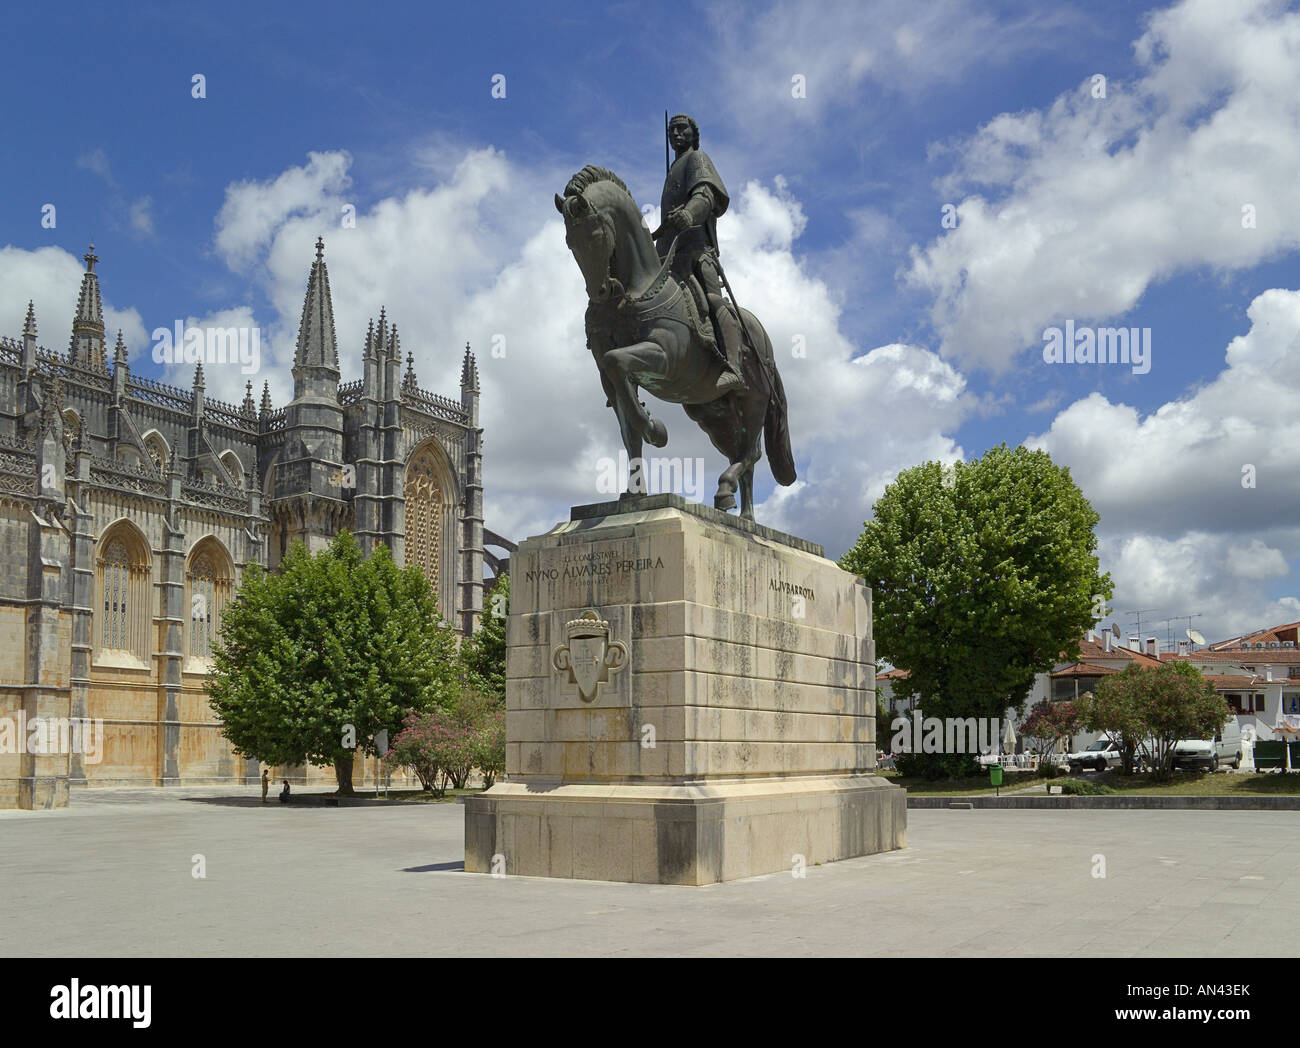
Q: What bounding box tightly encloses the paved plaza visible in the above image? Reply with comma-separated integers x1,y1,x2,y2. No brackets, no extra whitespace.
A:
1,787,1296,957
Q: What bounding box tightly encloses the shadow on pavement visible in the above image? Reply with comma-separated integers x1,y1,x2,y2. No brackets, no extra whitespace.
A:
402,861,465,873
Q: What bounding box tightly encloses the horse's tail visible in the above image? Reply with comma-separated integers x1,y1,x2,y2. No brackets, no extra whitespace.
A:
762,336,797,487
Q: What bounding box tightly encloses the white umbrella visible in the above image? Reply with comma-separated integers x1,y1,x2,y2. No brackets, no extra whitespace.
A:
1002,718,1017,762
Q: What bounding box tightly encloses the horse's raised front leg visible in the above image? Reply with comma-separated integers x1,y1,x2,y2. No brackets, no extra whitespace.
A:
601,357,647,495
605,341,669,447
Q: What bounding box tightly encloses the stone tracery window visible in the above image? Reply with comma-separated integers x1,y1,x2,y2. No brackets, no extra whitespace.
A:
103,540,131,649
187,542,233,660
142,432,170,474
190,554,216,656
96,527,150,659
405,444,449,600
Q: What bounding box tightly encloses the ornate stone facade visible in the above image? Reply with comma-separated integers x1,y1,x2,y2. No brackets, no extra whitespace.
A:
0,241,500,807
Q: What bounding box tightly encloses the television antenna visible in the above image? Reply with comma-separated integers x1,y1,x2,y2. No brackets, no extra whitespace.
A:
1187,628,1206,647
1159,613,1204,651
1125,608,1158,642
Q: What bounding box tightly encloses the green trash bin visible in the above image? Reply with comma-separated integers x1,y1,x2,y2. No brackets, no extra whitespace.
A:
989,764,1003,787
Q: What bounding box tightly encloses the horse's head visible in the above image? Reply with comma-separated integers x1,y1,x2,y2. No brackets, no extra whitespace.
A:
557,167,644,304
555,189,619,303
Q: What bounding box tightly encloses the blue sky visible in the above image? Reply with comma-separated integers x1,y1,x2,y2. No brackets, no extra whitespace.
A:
4,0,1300,644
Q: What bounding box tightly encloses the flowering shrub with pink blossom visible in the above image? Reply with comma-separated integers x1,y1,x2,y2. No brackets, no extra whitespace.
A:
386,690,506,795
386,709,477,797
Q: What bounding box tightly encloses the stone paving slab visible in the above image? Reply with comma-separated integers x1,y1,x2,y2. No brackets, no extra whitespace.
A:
0,787,1296,957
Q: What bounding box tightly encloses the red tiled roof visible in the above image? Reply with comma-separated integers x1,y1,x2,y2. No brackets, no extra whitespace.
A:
877,668,909,680
1208,622,1300,650
1049,661,1119,678
1204,674,1265,690
1067,636,1163,664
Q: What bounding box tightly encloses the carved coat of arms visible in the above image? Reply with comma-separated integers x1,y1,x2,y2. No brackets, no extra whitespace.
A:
552,610,628,703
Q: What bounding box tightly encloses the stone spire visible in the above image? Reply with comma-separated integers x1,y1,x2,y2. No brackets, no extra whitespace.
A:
460,342,479,391
242,380,256,416
402,350,418,393
193,361,205,389
69,244,106,366
113,330,127,365
375,307,389,356
259,380,273,415
458,339,483,634
292,236,339,376
22,301,37,368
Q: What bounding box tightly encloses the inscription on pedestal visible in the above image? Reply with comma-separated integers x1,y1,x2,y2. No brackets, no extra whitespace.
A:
524,550,665,587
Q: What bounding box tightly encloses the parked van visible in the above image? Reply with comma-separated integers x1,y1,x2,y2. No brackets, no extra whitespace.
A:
1172,719,1242,771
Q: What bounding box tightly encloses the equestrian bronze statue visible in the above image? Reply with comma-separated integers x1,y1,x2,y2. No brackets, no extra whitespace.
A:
554,117,796,520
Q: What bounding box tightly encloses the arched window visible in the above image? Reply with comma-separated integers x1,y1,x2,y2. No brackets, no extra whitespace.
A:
102,540,131,649
187,540,234,661
219,450,244,488
405,442,455,616
143,431,170,473
96,525,151,660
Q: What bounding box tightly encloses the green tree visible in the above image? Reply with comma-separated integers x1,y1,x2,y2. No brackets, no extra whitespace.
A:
1073,688,1143,774
462,573,508,703
841,445,1110,778
1079,662,1230,778
207,532,461,794
474,704,506,788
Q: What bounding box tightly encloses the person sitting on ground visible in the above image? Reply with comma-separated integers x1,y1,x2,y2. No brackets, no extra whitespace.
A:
279,779,291,804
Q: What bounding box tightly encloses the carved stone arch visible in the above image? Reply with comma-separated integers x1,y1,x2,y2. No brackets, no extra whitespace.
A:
185,535,235,661
141,429,170,474
219,450,245,487
262,452,279,500
483,527,517,583
95,518,153,661
404,437,458,622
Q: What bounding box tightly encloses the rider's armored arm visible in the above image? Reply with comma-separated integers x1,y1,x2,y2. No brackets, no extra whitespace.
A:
668,184,720,232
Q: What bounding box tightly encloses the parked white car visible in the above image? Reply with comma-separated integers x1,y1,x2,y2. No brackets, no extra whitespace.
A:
1066,738,1123,773
1173,720,1242,771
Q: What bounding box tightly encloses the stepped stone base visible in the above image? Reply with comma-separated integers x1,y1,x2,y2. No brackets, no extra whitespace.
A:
464,775,905,884
463,494,906,884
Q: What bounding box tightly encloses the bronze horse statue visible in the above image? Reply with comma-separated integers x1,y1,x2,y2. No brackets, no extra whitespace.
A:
555,165,796,519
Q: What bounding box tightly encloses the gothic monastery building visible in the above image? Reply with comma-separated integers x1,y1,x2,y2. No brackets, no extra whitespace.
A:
0,240,509,807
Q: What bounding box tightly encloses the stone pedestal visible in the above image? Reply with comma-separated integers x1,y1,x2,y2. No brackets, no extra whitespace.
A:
463,494,905,884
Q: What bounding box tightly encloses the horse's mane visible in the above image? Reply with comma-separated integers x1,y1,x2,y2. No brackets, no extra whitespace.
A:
563,165,629,199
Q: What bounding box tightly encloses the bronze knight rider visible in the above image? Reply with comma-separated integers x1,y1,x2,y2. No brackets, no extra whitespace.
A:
653,113,746,395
